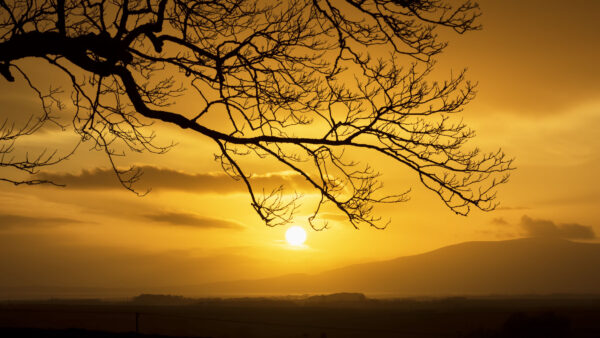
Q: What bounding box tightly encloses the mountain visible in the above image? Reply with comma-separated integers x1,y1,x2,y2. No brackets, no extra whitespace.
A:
198,237,600,296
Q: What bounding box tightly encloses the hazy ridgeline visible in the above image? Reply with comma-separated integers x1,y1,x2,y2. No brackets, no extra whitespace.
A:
4,238,600,301
2,237,600,338
1,294,600,338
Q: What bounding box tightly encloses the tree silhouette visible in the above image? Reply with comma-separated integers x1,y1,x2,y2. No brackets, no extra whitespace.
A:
0,0,512,228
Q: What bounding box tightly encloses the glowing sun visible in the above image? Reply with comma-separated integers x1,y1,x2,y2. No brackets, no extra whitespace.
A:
285,226,307,246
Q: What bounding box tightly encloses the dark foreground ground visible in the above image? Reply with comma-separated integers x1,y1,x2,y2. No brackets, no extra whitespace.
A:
1,295,600,338
0,327,199,338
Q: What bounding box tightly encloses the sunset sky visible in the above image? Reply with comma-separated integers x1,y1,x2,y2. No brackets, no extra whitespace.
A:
1,0,599,293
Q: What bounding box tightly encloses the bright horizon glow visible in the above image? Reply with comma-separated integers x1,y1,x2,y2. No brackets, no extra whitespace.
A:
285,226,307,246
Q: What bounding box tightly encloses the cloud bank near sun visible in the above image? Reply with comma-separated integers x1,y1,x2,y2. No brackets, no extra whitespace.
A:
144,211,244,230
35,166,311,193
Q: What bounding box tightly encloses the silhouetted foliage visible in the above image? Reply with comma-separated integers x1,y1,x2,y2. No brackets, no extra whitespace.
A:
465,312,571,338
501,312,571,338
131,294,197,306
0,0,512,228
303,292,367,305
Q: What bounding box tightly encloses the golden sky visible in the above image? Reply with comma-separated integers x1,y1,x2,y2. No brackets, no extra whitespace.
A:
1,0,600,292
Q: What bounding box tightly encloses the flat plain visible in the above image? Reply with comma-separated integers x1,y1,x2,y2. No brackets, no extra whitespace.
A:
1,295,600,338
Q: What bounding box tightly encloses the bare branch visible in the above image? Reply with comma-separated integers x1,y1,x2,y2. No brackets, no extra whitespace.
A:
0,0,512,229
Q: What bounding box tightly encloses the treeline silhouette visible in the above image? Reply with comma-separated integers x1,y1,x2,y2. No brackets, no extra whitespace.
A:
131,293,369,307
466,312,571,338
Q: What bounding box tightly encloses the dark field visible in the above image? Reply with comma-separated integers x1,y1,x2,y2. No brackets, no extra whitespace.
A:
1,295,600,338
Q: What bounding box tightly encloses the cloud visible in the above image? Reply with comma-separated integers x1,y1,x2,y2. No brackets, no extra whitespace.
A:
520,215,595,239
318,212,350,222
144,211,244,230
0,213,83,230
495,206,530,211
35,166,311,193
490,217,508,226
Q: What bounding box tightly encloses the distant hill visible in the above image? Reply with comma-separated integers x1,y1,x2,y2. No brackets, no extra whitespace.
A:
302,292,367,305
199,237,600,296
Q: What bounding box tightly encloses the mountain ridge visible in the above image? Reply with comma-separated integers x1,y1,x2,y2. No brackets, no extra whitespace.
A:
198,237,600,296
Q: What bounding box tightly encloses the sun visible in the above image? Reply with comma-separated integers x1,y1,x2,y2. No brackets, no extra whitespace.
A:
285,226,307,246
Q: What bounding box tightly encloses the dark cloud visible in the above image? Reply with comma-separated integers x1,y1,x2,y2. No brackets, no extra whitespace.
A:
520,215,596,239
490,217,508,226
0,213,83,230
35,166,310,193
144,212,243,230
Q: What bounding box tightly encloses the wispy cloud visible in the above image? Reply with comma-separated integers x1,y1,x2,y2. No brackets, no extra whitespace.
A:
0,213,83,230
520,215,595,239
144,211,244,230
35,166,310,193
495,206,530,211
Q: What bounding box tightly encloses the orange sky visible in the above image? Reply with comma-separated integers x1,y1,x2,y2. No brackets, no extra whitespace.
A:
1,0,599,293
